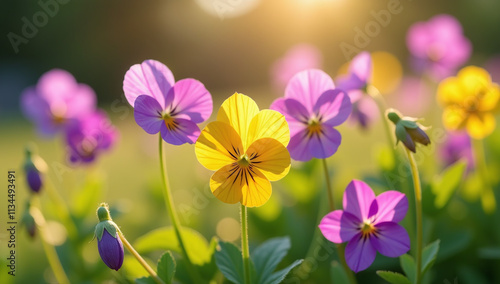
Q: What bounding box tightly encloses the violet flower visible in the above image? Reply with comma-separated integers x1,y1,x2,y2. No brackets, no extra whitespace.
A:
406,14,472,80
123,59,212,145
270,69,352,161
440,132,474,172
98,229,124,271
319,180,410,272
21,69,96,137
65,111,118,164
336,52,378,129
270,44,323,92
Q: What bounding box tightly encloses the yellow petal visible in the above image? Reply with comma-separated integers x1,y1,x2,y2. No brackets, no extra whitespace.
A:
195,121,243,171
458,66,492,96
217,93,259,150
437,77,465,106
466,113,496,139
246,138,291,181
246,109,290,147
442,106,467,131
478,83,500,112
210,164,272,207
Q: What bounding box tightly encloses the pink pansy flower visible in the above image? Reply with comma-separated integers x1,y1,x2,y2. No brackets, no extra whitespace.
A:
123,60,212,145
270,69,352,161
21,69,96,137
319,180,410,272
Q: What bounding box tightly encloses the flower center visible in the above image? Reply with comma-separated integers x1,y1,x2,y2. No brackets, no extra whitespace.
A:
50,104,67,125
237,154,251,168
163,113,179,131
307,118,322,137
360,221,377,239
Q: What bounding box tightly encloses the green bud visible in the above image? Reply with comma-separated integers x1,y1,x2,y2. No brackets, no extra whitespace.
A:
387,111,401,124
388,109,430,153
97,203,111,222
94,203,120,241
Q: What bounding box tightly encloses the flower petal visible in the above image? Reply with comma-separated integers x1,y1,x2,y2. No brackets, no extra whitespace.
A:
246,138,290,181
240,167,272,207
217,93,260,150
345,233,377,273
349,51,372,84
313,89,352,127
165,78,212,123
195,121,243,171
65,84,97,118
285,69,335,112
270,98,306,137
123,59,175,108
343,180,375,221
287,127,313,162
442,106,467,131
160,118,200,145
371,222,410,257
369,191,408,224
457,66,492,96
336,74,365,92
246,110,290,147
477,83,500,112
134,95,164,135
319,210,361,244
309,126,342,159
437,77,465,106
37,69,77,101
466,113,496,139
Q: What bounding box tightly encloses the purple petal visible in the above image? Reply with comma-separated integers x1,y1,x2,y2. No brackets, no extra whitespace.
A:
343,180,375,221
371,222,410,257
369,191,408,224
21,87,51,121
98,230,124,271
37,69,77,101
309,126,342,159
345,233,377,272
123,59,175,108
285,69,335,112
349,52,372,83
287,127,313,162
429,14,463,41
164,78,212,123
407,22,432,57
160,118,200,145
336,74,365,92
65,84,97,118
27,168,43,193
134,95,164,135
270,98,309,137
319,210,361,243
314,89,352,127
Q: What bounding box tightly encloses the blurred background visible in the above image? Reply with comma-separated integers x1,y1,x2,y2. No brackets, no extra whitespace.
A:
1,0,500,283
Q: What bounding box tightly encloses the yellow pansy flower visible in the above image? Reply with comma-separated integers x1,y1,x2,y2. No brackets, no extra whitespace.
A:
195,93,291,207
437,66,500,139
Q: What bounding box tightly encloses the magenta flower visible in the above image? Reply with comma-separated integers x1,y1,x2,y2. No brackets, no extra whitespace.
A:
21,69,96,137
270,44,323,92
406,14,472,80
336,52,377,130
319,180,410,272
270,69,351,161
440,132,474,172
65,111,118,164
123,60,212,145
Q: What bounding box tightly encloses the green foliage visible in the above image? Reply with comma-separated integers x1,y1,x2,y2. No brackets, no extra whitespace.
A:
330,261,350,284
421,239,440,277
71,175,104,220
157,251,176,284
431,160,466,209
376,271,412,284
215,241,248,284
399,254,416,284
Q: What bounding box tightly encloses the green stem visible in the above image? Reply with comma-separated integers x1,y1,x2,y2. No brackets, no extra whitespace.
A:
31,197,71,284
322,159,357,284
471,139,496,214
240,204,251,284
368,86,396,168
406,149,423,284
119,232,165,284
158,135,202,283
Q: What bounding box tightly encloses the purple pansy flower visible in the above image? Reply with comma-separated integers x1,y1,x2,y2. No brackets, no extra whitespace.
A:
271,44,323,92
98,229,124,271
336,52,378,129
406,14,472,80
440,132,475,172
123,60,212,145
21,69,97,137
319,180,410,272
65,111,118,164
270,69,352,161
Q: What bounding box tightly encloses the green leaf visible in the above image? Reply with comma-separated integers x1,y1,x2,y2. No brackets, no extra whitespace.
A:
395,124,407,143
330,261,350,284
197,236,219,280
431,160,466,209
400,120,418,129
134,227,212,265
376,271,412,284
251,237,290,283
421,239,440,277
399,254,416,284
215,241,245,284
157,251,176,284
266,259,303,284
135,276,157,284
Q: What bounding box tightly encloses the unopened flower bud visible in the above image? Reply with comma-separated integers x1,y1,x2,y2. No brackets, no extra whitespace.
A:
23,145,47,194
388,110,430,153
94,203,124,271
21,202,37,239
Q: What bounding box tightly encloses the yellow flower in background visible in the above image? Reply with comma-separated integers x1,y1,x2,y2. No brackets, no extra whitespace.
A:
195,93,291,207
437,66,500,139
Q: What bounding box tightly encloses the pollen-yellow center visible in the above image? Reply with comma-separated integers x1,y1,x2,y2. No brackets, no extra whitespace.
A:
307,119,322,137
237,154,251,167
163,114,178,131
361,221,376,238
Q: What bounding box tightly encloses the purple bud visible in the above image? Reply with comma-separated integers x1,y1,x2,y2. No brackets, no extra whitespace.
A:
26,168,43,193
98,230,124,271
407,127,430,146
